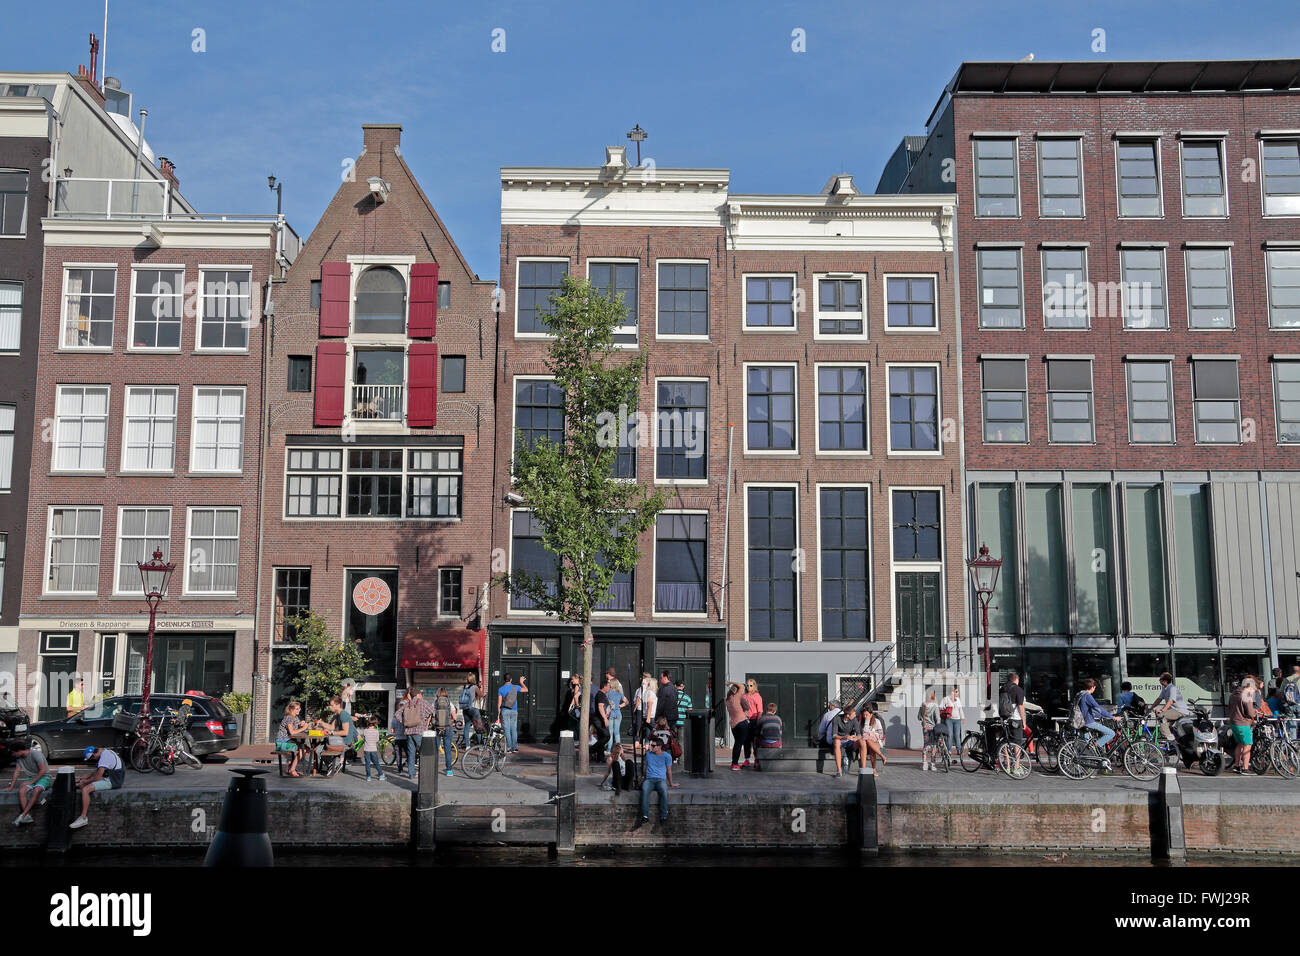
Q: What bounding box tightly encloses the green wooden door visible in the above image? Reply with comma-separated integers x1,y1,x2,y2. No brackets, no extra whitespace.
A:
896,572,941,665
749,673,826,746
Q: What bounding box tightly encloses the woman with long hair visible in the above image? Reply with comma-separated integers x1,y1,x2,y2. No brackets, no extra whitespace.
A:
725,681,749,771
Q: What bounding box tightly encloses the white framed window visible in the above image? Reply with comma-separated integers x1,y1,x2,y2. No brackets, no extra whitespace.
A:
743,484,800,641
743,274,797,331
113,506,171,595
128,267,184,350
45,506,102,594
122,386,177,472
1179,138,1227,218
743,363,798,454
884,274,937,330
0,404,12,491
54,385,109,472
190,386,245,473
816,484,872,641
184,506,240,594
61,267,116,349
653,511,709,616
587,259,639,346
515,258,568,336
1115,137,1163,218
655,259,709,339
814,274,865,338
1261,137,1300,217
197,269,251,351
1184,246,1234,330
0,280,21,352
654,378,709,482
815,363,868,453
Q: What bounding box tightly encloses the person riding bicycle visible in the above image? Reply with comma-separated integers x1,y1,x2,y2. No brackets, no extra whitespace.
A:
1150,672,1188,742
1076,678,1117,750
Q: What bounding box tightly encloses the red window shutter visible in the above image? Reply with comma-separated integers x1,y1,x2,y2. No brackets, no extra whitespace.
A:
407,342,438,427
314,342,347,426
319,262,350,337
408,262,438,338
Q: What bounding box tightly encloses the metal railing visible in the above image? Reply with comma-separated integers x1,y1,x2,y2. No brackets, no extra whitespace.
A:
351,384,403,421
54,177,169,219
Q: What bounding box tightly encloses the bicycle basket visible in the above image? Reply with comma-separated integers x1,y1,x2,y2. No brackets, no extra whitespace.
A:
111,711,140,733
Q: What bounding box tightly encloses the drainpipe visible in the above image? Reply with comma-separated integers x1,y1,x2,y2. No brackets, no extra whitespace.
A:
251,248,274,742
719,422,735,622
130,107,146,216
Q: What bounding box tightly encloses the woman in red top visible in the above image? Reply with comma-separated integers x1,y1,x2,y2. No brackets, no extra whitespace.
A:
740,680,764,768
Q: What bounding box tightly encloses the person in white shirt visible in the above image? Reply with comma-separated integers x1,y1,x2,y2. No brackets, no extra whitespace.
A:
942,687,965,754
817,703,843,746
860,704,886,775
632,674,657,744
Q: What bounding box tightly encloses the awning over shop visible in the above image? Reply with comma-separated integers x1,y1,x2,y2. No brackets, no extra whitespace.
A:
399,626,483,670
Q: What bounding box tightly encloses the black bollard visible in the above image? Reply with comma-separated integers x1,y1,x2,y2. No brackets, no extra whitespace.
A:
854,765,878,856
1151,765,1186,865
45,766,78,853
413,731,437,851
556,730,575,853
203,768,273,867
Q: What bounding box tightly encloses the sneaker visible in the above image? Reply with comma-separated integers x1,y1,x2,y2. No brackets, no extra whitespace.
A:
833,769,843,778
741,760,751,768
730,764,740,771
632,817,647,831
12,815,21,826
1231,766,1246,775
20,814,33,825
378,775,386,781
68,816,88,830
445,770,454,777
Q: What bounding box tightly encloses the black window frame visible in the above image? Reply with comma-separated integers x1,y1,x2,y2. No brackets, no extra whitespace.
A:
888,365,940,452
819,486,870,640
655,379,708,480
816,365,868,452
656,261,709,337
441,355,466,393
745,364,797,452
274,567,311,643
746,487,798,641
287,355,312,393
517,259,568,334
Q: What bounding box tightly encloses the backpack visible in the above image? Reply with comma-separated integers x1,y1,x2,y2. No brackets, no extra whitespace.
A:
1286,681,1300,706
402,700,426,732
1070,693,1087,729
459,685,475,708
997,688,1016,719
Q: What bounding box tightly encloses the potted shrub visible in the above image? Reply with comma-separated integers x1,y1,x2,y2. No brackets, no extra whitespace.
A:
222,691,253,745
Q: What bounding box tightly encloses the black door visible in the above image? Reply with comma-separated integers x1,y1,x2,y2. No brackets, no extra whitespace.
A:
896,572,941,665
38,654,77,723
512,659,559,743
749,673,825,746
593,642,641,744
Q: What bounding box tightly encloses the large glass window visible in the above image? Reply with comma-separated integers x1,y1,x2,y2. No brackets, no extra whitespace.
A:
115,507,170,594
1120,247,1168,329
1126,485,1168,635
1180,140,1226,217
888,366,939,452
976,484,1017,634
654,513,707,613
747,487,797,641
1117,139,1161,217
819,487,869,640
1262,139,1300,216
185,507,239,593
510,511,560,610
1192,360,1240,444
0,169,27,236
1126,362,1174,444
1024,485,1068,634
517,260,567,334
1275,360,1300,444
285,447,461,520
1037,137,1083,217
406,449,462,518
191,387,245,472
656,380,707,479
1171,484,1215,635
981,359,1027,443
54,385,109,471
274,568,311,642
818,277,863,335
657,262,708,336
892,490,940,562
1072,484,1115,634
745,276,795,329
817,366,867,451
589,261,638,344
885,277,936,328
1185,248,1233,329
0,404,12,491
1267,249,1300,328
122,386,177,472
61,267,115,348
46,507,102,594
198,269,251,350
977,248,1023,328
285,449,343,517
1046,360,1093,443
130,268,183,349
345,449,402,517
973,138,1019,216
1042,247,1089,329
514,379,565,451
746,365,796,451
0,280,21,352
353,266,406,335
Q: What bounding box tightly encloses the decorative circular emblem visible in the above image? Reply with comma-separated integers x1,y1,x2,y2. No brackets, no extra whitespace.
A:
352,577,391,616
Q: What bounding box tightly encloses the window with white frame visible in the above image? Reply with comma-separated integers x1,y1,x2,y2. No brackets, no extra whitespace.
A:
746,365,797,451
406,449,462,518
816,365,867,451
54,385,109,471
1274,360,1300,444
190,387,244,473
185,507,239,593
1262,138,1300,216
1038,137,1084,217
0,169,27,236
1180,139,1227,217
977,247,1024,328
981,359,1027,443
122,386,177,472
130,268,184,350
198,269,251,350
654,513,707,613
1042,247,1089,329
885,276,937,329
1046,359,1094,444
1192,360,1240,444
1185,247,1234,329
0,404,11,491
0,280,20,352
285,449,343,517
657,262,709,337
589,261,638,344
115,507,171,594
888,366,939,452
46,506,102,593
284,446,463,520
744,275,795,329
973,138,1019,217
517,260,568,334
61,267,115,348
1116,139,1162,217
817,276,864,335
1126,361,1175,444
1120,247,1168,329
1267,249,1300,329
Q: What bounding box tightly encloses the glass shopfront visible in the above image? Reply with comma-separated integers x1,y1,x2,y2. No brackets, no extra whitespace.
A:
126,633,234,698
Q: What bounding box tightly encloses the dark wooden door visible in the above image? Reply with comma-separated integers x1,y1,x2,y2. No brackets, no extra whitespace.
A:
896,572,941,665
514,659,559,742
750,672,825,746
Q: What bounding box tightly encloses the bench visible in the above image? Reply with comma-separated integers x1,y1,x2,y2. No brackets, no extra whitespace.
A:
754,745,863,774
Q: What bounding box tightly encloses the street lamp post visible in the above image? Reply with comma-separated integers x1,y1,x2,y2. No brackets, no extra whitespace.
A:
965,543,1003,705
137,548,176,736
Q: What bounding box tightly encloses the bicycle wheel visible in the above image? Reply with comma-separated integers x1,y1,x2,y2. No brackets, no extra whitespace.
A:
1034,733,1061,773
462,745,493,779
130,738,153,774
494,748,508,773
1271,739,1300,779
935,743,950,773
1056,740,1094,780
1122,739,1163,782
150,749,176,775
958,733,984,773
997,742,1032,779
379,739,396,766
1252,744,1272,776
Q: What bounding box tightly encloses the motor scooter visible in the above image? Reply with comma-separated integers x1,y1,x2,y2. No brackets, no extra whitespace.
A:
1171,706,1224,775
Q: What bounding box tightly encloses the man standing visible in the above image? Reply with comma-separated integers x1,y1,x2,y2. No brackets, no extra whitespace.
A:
497,673,527,754
656,671,678,729
399,689,432,781
674,679,691,738
1151,672,1187,742
5,739,51,825
999,672,1027,748
634,736,673,830
69,745,124,830
1228,677,1258,775
65,677,85,718
459,676,482,749
591,677,611,763
432,688,459,777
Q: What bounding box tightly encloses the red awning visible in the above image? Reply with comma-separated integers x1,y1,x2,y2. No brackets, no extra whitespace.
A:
399,626,483,670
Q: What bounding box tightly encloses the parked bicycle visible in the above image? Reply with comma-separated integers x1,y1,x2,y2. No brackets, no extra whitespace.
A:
130,707,200,775
959,717,1032,778
922,726,952,773
462,721,508,779
1055,725,1116,780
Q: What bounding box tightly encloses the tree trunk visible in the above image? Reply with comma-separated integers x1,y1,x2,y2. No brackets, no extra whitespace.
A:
579,620,593,775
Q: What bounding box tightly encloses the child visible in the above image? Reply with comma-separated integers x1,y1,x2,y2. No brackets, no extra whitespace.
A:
600,742,635,794
275,701,306,777
361,717,385,782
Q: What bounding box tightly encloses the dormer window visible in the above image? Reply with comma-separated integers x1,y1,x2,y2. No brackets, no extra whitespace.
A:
354,266,406,335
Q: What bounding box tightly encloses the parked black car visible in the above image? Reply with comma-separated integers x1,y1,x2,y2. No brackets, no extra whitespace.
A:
0,696,33,767
25,693,240,762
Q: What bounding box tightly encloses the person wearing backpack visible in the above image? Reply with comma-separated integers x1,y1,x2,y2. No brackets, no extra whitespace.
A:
497,673,527,753
998,672,1027,749
432,688,459,777
460,676,482,749
1075,677,1117,752
1151,672,1188,743
400,689,433,780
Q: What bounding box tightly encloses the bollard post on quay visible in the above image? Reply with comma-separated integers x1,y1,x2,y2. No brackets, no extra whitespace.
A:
413,730,438,851
203,768,273,867
45,766,77,853
854,765,878,856
1151,765,1186,865
556,730,575,854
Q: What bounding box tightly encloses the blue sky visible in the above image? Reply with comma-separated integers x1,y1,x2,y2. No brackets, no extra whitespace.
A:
3,0,1298,278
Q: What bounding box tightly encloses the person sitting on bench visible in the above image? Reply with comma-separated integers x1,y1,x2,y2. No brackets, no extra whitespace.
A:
830,704,866,778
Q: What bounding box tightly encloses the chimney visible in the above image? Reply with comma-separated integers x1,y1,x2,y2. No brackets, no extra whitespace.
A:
603,145,629,170
361,124,402,155
74,67,106,107
158,157,178,189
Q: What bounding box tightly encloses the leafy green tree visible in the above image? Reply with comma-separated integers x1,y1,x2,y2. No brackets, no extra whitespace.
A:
281,610,369,717
502,274,667,773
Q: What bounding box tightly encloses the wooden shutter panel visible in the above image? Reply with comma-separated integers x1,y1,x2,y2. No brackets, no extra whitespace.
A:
408,262,438,338
314,342,347,426
407,342,438,426
319,262,350,337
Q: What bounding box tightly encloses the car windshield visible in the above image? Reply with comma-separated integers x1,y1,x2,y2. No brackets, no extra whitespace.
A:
80,698,126,720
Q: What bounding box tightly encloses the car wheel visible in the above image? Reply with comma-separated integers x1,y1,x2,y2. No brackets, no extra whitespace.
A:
28,736,50,760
